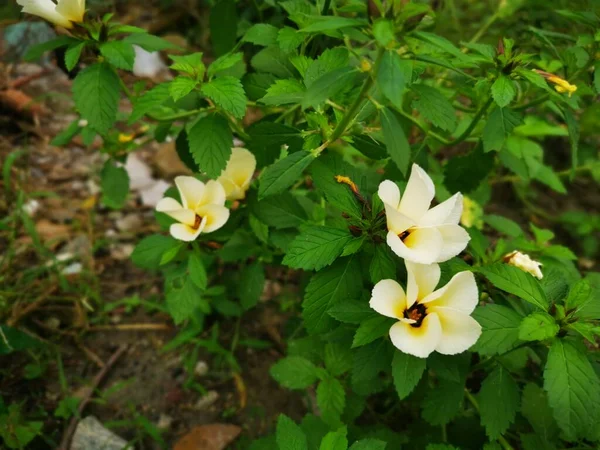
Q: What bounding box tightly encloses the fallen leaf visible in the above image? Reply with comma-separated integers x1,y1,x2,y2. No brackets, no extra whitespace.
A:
174,424,242,450
35,219,70,240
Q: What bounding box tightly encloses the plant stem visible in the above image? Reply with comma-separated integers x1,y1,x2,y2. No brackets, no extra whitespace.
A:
464,389,514,450
469,10,500,45
328,47,385,143
452,96,494,144
148,109,208,122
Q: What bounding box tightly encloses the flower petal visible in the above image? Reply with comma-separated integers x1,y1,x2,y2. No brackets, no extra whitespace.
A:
435,224,470,262
228,148,256,185
405,261,441,308
18,0,74,28
56,0,85,22
169,223,203,242
196,204,230,233
201,180,227,206
389,312,442,358
434,309,482,355
398,164,435,221
378,180,401,209
370,279,407,319
384,205,416,234
422,271,479,314
156,197,195,226
175,176,205,210
419,193,463,227
386,227,443,264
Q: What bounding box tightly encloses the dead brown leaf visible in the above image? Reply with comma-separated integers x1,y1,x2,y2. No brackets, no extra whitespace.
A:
35,219,70,241
173,424,242,450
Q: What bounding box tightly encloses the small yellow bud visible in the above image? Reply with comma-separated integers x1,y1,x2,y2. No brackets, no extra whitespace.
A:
359,59,372,73
547,76,577,97
460,196,483,229
335,175,359,194
118,133,134,143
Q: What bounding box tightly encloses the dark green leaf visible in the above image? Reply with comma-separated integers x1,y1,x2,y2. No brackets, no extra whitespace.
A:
258,151,315,199
479,263,548,310
99,41,135,70
210,0,238,56
471,304,522,356
101,161,129,209
411,84,456,131
392,351,426,400
238,262,265,310
482,107,522,152
271,356,319,389
201,76,247,118
479,366,520,439
377,51,412,109
283,226,354,271
187,114,232,178
381,107,410,175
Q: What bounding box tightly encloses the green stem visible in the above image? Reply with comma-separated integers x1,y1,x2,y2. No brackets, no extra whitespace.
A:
469,11,500,45
321,0,332,15
328,47,385,143
452,96,494,144
147,108,208,122
465,389,514,450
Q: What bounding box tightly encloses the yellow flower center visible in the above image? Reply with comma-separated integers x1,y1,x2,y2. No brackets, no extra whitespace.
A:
192,214,203,230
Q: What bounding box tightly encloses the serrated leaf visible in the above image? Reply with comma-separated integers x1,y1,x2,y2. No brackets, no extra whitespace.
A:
187,114,232,178
392,351,426,400
352,316,393,348
124,33,180,52
479,366,519,439
247,121,303,167
444,144,494,193
252,46,296,78
276,415,308,450
278,27,304,53
72,63,120,134
166,277,206,324
99,41,135,70
381,107,410,175
482,107,522,152
24,35,77,61
300,16,367,33
324,343,353,377
471,304,522,356
169,52,205,78
101,161,129,209
518,312,559,341
372,19,395,47
243,23,279,46
317,377,346,427
521,383,559,442
479,263,548,310
351,135,387,160
188,254,207,290
201,76,247,118
422,380,464,425
259,151,315,199
565,279,592,317
303,256,362,334
377,51,412,109
129,83,171,123
238,262,265,310
411,84,456,131
131,235,178,271
65,41,86,72
210,0,237,56
271,356,319,389
260,79,305,106
169,76,198,102
208,52,243,78
251,192,308,229
352,340,392,391
303,66,357,109
283,226,354,271
492,75,516,108
544,340,600,441
304,48,348,88
328,300,376,324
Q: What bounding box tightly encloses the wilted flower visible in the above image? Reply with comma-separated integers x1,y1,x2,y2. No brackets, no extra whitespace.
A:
378,164,470,264
460,196,483,229
504,251,543,279
217,148,256,201
370,261,481,358
534,70,577,97
17,0,85,29
156,176,229,241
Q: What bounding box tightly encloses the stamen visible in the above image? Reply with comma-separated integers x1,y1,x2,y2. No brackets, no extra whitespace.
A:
404,303,427,328
398,230,411,241
192,214,202,230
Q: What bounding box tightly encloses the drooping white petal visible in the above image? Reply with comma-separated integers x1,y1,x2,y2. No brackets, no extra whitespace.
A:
419,192,463,227
386,227,443,264
434,224,471,262
421,271,479,314
156,197,195,226
389,312,442,358
378,180,401,209
17,0,73,28
405,261,441,308
384,205,416,235
169,223,204,242
201,180,227,207
434,309,482,355
175,176,205,210
196,204,230,233
398,164,435,221
370,279,407,319
56,0,85,22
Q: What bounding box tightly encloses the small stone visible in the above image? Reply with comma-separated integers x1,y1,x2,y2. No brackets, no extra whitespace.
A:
156,414,173,431
194,361,209,377
115,214,143,233
70,416,127,450
194,390,219,411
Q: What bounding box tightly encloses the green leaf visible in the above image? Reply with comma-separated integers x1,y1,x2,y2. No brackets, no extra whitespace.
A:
100,161,129,209
392,351,426,400
521,383,559,442
72,63,120,134
166,278,205,324
278,27,304,53
351,135,387,160
131,235,178,271
64,41,86,72
243,23,279,46
304,48,349,87
24,36,77,61
352,340,392,390
317,377,346,427
484,214,523,237
319,428,348,450
544,340,600,441
238,262,265,310
478,366,520,439
210,0,237,56
491,75,516,108
349,439,387,450
482,107,522,152
471,304,522,356
303,66,357,109
129,83,171,123
169,52,205,78
259,151,315,199
562,108,580,178
188,254,207,290
260,79,305,106
411,84,456,131
412,31,473,61
462,42,496,60
377,51,412,109
565,279,592,317
300,16,367,33
201,76,247,118
352,316,393,348
51,120,81,146
324,343,353,377
422,380,464,425
328,300,376,324
381,107,410,175
276,415,308,450
187,114,232,178
247,121,303,167
283,226,354,271
251,192,308,229
372,19,395,47
479,263,548,310
444,144,494,194
124,33,180,52
518,312,559,341
271,356,319,389
99,41,135,71
369,245,397,284
303,256,362,334
252,46,296,78
169,76,198,102
208,52,243,78
0,325,43,355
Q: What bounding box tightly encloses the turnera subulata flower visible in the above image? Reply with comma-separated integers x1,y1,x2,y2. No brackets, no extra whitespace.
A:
504,251,543,279
17,0,85,29
217,148,256,201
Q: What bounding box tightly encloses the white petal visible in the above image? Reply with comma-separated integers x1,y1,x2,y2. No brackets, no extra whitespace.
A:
378,180,401,209
56,0,85,22
389,312,442,358
175,176,205,210
419,193,463,226
196,204,230,233
434,309,482,355
421,271,479,314
386,227,443,264
156,197,195,226
370,279,407,319
398,164,435,221
384,204,416,234
435,224,470,262
18,0,73,28
201,180,227,207
227,148,256,186
169,223,203,242
405,261,441,308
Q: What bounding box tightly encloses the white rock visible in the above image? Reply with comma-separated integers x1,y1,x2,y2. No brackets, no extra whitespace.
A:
70,416,127,450
194,361,209,377
133,45,168,79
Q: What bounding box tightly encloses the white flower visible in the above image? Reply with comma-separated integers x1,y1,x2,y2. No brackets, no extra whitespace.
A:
370,261,481,358
17,0,85,28
156,176,230,242
504,251,543,279
378,164,470,264
217,148,256,201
